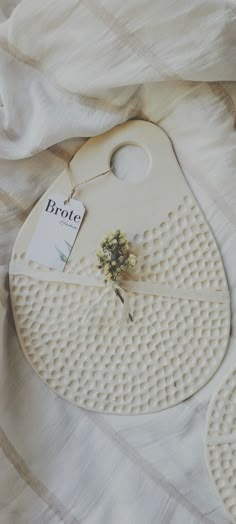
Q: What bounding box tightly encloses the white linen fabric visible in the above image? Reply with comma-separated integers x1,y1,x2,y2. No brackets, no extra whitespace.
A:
1,1,236,523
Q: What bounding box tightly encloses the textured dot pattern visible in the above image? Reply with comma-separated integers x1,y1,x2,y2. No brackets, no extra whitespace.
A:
10,195,230,414
206,368,236,522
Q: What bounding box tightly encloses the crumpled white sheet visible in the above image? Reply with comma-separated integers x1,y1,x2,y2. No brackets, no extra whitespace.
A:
0,0,236,158
0,2,236,523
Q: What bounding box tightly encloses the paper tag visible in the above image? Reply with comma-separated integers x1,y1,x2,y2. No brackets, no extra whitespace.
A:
27,194,85,270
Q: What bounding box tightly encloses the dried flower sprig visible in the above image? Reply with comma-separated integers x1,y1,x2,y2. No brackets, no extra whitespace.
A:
96,230,137,282
96,230,137,321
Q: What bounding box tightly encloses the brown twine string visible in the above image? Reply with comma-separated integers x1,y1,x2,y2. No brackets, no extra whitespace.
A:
64,165,112,204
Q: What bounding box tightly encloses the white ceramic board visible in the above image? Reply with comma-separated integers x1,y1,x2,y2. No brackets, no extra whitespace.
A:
9,120,231,414
206,367,236,523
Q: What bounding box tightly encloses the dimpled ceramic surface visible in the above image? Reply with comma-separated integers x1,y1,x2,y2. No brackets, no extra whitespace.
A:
10,196,230,414
206,368,236,523
9,121,231,414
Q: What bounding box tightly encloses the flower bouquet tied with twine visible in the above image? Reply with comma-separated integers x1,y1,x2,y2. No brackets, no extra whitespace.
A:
96,230,137,321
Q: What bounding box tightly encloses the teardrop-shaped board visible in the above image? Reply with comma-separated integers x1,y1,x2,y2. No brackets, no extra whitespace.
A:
206,366,236,522
9,120,231,414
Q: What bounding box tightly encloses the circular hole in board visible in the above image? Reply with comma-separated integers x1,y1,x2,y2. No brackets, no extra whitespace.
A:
111,145,150,183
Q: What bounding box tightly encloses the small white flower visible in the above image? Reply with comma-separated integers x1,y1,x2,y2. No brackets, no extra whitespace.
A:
128,254,137,267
